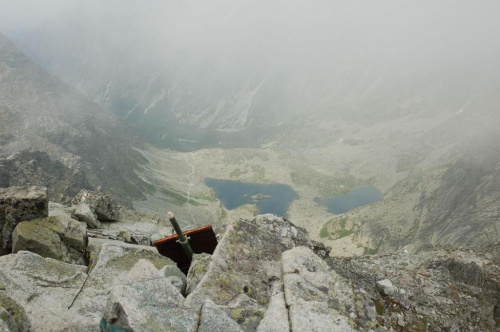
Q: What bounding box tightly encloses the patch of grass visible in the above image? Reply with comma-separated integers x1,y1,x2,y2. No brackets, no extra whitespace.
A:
193,194,218,202
320,225,330,238
363,246,379,255
159,188,187,205
320,216,359,240
340,216,348,229
186,199,201,206
332,216,359,239
336,228,355,238
374,300,384,315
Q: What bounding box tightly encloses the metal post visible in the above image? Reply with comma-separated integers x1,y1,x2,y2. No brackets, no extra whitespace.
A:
167,211,194,261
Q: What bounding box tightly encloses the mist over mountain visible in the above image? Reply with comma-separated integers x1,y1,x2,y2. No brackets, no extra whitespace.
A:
5,0,500,150
1,2,500,330
0,33,148,204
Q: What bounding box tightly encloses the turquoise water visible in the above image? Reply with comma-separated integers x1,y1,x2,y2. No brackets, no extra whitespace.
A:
315,185,383,214
204,179,299,217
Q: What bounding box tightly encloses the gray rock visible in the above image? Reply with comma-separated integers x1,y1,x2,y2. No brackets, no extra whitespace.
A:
72,190,119,221
100,259,199,332
0,308,16,332
198,298,243,332
0,251,87,332
86,237,117,269
376,279,398,296
185,253,211,295
0,187,48,251
256,282,289,332
72,204,99,228
0,307,16,332
0,292,32,332
130,233,150,246
12,216,86,265
227,294,265,332
69,241,175,329
186,215,311,330
282,246,376,331
160,264,187,295
48,202,74,218
86,208,172,245
151,230,172,243
328,245,500,331
116,230,150,246
288,302,353,332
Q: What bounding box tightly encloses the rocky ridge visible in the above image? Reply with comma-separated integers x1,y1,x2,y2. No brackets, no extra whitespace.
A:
0,186,498,331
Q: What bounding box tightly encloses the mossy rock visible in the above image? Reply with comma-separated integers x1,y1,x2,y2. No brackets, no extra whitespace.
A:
0,292,32,332
12,216,86,265
12,220,63,260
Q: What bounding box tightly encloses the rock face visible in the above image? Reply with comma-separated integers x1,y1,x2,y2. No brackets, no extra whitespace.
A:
198,299,243,332
255,282,289,332
12,216,86,265
0,187,48,252
69,240,175,329
71,190,119,221
185,253,211,295
100,259,198,332
0,251,87,332
186,214,311,331
282,246,375,331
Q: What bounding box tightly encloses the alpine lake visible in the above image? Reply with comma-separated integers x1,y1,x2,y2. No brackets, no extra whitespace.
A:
204,179,383,217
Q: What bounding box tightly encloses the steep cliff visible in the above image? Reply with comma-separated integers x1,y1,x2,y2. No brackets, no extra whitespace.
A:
0,34,149,204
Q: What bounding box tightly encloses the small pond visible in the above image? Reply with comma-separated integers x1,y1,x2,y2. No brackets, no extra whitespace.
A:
315,185,383,214
204,178,299,217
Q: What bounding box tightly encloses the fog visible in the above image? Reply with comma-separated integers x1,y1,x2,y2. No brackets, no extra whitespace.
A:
4,0,500,63
1,0,499,147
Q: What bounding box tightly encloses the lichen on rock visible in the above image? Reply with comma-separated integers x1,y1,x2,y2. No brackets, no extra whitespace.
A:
12,216,86,265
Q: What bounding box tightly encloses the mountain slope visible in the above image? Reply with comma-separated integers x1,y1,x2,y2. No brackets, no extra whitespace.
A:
319,127,500,254
0,34,149,204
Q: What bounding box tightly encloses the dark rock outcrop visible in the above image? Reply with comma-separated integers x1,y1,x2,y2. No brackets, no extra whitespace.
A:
0,187,48,252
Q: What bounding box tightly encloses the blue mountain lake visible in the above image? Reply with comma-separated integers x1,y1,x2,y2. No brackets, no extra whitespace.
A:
204,179,299,217
315,185,383,214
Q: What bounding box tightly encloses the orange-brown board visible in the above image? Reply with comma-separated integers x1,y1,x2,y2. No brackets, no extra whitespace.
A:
153,225,218,273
